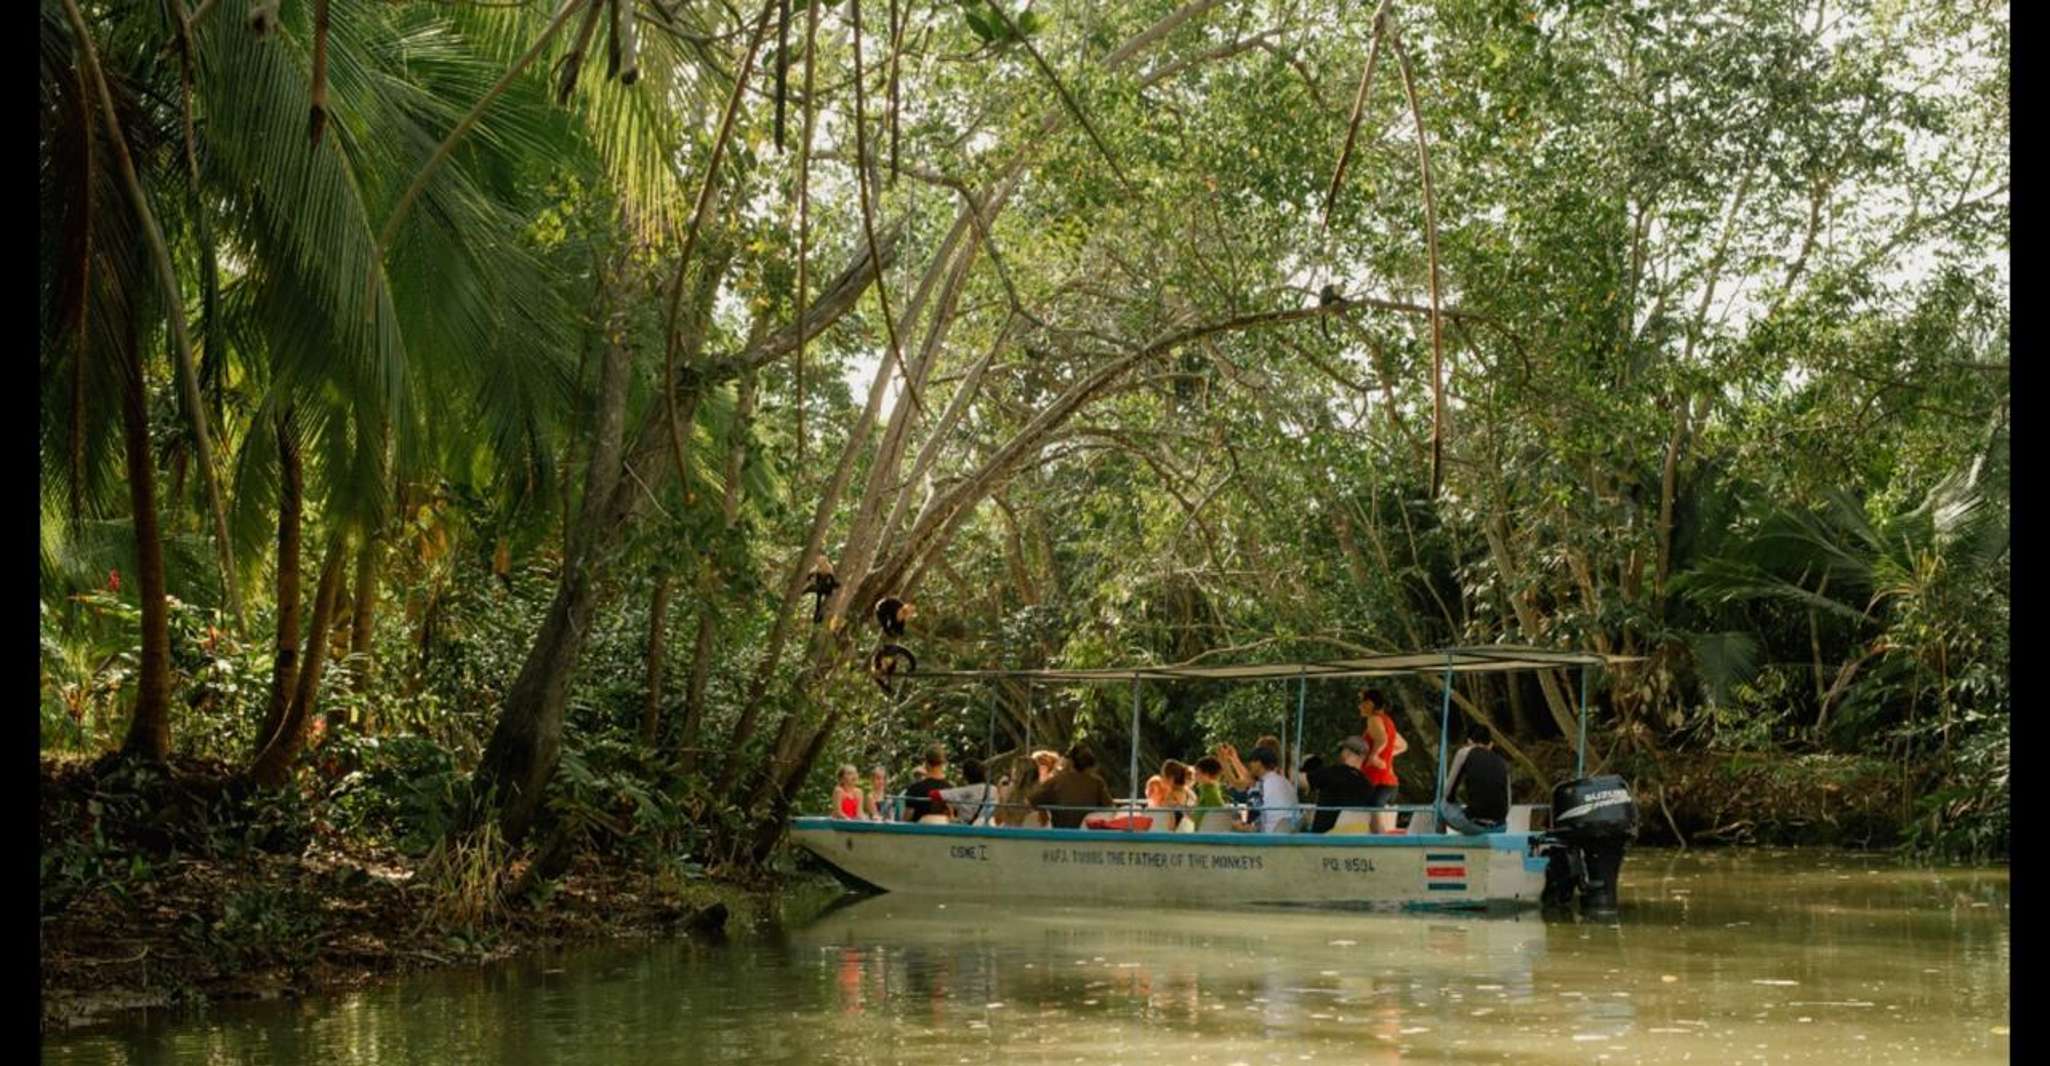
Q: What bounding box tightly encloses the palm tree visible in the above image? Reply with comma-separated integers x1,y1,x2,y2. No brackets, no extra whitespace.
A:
41,3,181,760
42,0,587,773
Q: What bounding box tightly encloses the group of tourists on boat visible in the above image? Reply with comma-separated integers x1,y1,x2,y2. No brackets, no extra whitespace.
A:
828,688,1516,836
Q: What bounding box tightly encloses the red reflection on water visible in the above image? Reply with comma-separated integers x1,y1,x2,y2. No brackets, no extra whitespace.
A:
837,948,865,1015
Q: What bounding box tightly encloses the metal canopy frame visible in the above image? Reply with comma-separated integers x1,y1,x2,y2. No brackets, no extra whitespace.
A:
930,647,1633,825
920,646,1627,683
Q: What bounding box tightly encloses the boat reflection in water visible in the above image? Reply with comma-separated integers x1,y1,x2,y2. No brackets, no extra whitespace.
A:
793,894,1550,1047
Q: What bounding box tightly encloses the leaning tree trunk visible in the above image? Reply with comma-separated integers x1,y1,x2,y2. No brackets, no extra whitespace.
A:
748,707,840,864
253,413,303,756
247,534,347,789
716,210,979,799
470,240,647,843
470,565,609,841
707,1,1230,828
117,319,173,762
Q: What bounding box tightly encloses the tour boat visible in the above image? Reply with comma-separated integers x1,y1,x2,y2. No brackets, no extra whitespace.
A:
792,809,1554,911
792,648,1642,913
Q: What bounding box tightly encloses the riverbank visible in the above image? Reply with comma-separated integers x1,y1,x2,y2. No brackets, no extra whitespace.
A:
38,755,809,1033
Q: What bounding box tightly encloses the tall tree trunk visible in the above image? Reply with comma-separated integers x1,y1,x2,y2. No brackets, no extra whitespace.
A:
723,216,984,801
248,534,346,788
723,190,1003,790
640,572,673,747
347,532,380,700
254,414,303,756
1654,400,1691,600
721,3,1237,774
117,320,172,762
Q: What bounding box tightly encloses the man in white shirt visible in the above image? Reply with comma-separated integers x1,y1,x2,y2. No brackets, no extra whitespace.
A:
938,759,999,825
1232,747,1299,833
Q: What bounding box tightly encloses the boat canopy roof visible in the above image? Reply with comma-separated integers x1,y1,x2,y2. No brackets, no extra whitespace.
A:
918,646,1637,684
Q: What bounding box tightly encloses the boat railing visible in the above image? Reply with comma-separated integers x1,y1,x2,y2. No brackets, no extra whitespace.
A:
851,796,1458,833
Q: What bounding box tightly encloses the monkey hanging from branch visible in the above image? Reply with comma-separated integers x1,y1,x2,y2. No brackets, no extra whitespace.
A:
1318,282,1348,340
802,555,839,624
869,595,918,695
870,643,918,696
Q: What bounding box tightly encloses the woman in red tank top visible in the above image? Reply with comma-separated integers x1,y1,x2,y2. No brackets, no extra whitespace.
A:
1358,689,1407,831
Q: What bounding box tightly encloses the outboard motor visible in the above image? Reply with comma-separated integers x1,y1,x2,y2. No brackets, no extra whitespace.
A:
1540,775,1638,916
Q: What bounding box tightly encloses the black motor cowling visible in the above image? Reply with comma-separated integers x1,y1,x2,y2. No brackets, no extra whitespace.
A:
1540,774,1638,916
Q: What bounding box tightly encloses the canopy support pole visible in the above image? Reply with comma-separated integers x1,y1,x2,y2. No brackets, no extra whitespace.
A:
1277,681,1287,778
984,677,996,762
1434,653,1454,827
1129,673,1142,813
1575,664,1590,780
1293,669,1308,776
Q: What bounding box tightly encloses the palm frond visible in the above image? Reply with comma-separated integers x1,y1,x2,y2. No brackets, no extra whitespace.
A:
1686,630,1763,707
1676,556,1875,626
443,0,726,238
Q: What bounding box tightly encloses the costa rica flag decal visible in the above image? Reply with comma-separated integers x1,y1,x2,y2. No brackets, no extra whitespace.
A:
1425,853,1468,892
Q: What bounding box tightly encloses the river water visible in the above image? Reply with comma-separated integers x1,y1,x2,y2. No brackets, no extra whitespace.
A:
44,848,2008,1065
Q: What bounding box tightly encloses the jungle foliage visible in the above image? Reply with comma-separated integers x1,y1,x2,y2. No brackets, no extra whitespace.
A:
40,0,2006,918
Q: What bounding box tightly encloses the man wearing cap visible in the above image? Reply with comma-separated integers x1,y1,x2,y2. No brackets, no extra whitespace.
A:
1299,736,1381,833
1230,747,1300,833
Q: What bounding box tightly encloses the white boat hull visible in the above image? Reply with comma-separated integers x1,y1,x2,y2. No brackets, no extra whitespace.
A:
790,818,1551,910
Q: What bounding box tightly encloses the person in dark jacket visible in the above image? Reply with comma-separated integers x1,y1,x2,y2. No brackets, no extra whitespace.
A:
1300,736,1381,832
1027,743,1116,829
1441,723,1513,833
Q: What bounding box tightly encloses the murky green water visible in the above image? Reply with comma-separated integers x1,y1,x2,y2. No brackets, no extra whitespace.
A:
45,848,2008,1064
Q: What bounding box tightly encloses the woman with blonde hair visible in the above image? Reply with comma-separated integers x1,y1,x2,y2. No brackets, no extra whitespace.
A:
862,765,894,821
831,764,865,820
